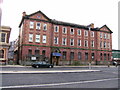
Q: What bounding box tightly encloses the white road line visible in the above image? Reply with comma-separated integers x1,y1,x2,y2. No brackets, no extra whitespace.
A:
1,78,119,88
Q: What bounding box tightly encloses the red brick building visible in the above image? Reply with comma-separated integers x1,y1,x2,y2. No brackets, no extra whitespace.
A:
18,10,113,65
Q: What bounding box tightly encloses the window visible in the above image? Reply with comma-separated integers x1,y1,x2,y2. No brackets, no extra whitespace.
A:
70,52,74,60
91,40,94,47
100,53,102,60
91,53,94,60
35,35,40,43
54,37,58,44
35,50,40,55
28,49,32,55
62,51,67,59
30,21,34,29
100,33,102,38
108,42,110,48
104,33,107,39
107,34,110,39
54,26,59,32
29,34,33,42
70,39,74,46
85,52,88,60
63,27,67,34
84,40,88,47
100,42,102,48
43,35,47,43
36,22,41,30
78,29,81,35
108,54,110,60
0,50,4,58
84,30,88,36
78,39,81,46
78,52,81,60
104,41,106,48
104,53,107,60
91,32,94,37
37,16,41,18
1,33,6,42
42,50,46,56
43,24,47,30
70,28,74,34
62,38,67,45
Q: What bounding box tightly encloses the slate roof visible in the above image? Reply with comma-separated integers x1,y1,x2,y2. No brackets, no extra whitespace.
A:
19,10,113,33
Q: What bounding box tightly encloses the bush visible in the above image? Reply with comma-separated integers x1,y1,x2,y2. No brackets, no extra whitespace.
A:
73,61,80,66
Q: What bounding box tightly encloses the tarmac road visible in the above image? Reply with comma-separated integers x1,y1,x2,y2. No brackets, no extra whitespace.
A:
1,66,119,88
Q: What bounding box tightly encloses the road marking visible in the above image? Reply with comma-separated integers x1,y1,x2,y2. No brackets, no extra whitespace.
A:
1,78,119,88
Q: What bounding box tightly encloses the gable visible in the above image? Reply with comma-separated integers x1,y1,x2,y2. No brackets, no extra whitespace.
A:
99,25,113,33
27,10,51,21
19,11,51,27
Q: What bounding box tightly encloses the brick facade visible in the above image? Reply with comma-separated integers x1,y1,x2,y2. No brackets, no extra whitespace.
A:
18,10,113,65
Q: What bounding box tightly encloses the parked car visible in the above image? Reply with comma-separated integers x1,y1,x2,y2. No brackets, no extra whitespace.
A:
113,61,117,65
32,61,54,68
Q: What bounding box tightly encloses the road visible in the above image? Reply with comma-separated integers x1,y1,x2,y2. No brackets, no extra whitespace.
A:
1,66,119,89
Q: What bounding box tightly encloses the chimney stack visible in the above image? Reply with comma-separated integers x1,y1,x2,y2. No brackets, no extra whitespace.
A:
22,11,26,17
90,23,94,28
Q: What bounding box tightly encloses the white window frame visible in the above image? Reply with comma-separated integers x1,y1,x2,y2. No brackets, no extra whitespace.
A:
100,41,102,48
54,25,59,32
91,32,94,37
84,40,88,47
84,30,88,36
104,33,107,39
91,40,94,47
62,27,67,34
70,38,74,46
29,34,33,42
43,24,47,30
43,35,47,43
54,37,59,44
62,38,67,45
36,22,41,30
35,35,40,43
70,28,74,35
104,41,106,48
78,39,81,46
78,29,81,35
30,21,34,29
108,42,110,48
100,33,102,38
107,34,110,39
0,32,7,43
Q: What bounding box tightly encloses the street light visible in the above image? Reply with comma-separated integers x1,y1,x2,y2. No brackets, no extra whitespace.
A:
88,27,91,69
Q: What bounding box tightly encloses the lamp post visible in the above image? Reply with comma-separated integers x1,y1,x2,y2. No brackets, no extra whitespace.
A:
88,27,91,69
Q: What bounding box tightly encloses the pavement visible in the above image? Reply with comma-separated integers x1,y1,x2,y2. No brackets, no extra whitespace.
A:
0,69,101,74
0,65,111,74
0,65,115,68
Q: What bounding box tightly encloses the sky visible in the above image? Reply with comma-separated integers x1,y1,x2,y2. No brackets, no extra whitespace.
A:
1,0,119,49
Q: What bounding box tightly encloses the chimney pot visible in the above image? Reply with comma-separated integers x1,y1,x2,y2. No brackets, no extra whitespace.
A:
90,23,94,28
22,11,26,16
